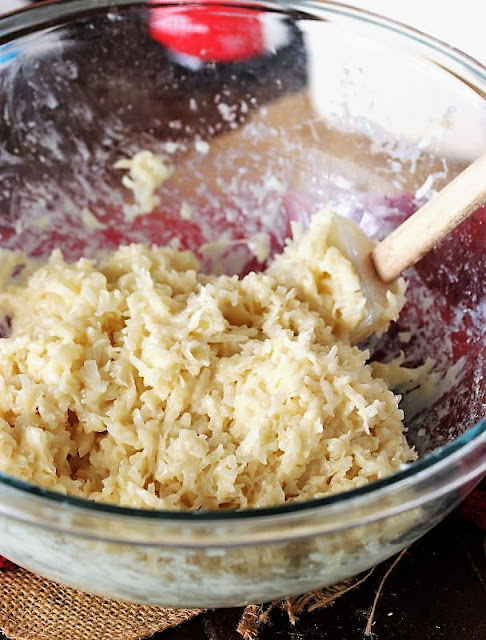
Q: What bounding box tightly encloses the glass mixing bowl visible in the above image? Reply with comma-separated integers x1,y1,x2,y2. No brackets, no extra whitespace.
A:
0,0,484,607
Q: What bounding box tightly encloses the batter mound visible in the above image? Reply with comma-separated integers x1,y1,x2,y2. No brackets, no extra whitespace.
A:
0,207,415,510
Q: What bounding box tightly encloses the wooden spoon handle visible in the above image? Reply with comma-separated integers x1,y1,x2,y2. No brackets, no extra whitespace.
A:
371,152,486,283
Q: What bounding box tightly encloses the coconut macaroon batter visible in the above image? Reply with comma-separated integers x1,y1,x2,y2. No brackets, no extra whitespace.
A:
0,208,415,510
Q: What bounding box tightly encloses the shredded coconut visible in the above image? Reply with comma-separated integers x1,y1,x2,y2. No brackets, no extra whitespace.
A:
114,150,174,221
195,140,210,155
180,202,194,221
81,208,107,230
0,208,416,510
201,231,272,265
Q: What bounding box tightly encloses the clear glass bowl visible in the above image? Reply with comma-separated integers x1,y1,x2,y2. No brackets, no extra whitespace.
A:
0,0,484,607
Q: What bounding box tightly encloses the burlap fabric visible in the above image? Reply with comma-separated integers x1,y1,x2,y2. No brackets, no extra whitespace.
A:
0,566,202,640
0,563,372,640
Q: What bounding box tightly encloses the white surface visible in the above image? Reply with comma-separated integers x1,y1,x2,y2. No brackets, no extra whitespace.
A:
349,0,485,64
2,0,27,14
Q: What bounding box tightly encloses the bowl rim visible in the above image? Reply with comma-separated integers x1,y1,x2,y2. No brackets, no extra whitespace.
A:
0,0,485,530
0,419,485,523
0,0,485,74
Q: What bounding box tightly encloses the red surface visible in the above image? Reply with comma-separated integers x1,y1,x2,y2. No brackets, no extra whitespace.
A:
0,557,16,571
414,202,486,309
149,5,265,62
456,486,486,532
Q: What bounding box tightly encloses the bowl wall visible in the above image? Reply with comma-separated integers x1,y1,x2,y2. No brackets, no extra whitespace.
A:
0,0,484,606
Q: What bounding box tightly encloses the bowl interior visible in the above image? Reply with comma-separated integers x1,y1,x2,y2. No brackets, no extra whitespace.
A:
0,0,484,466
